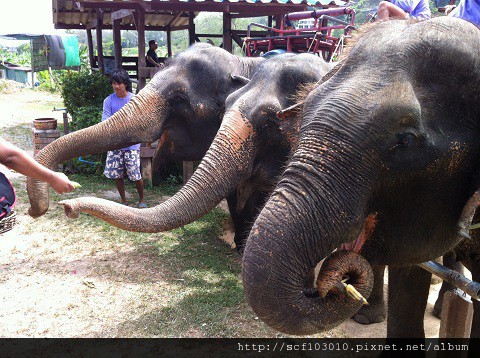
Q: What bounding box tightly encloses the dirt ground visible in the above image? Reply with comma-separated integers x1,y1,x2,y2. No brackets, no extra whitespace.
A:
0,87,446,338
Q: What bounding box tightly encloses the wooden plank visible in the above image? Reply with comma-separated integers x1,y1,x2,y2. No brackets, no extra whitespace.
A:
439,290,473,338
140,147,156,158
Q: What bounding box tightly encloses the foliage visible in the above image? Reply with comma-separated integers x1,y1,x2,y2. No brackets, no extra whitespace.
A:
60,71,111,117
69,105,103,131
0,43,31,66
59,71,111,174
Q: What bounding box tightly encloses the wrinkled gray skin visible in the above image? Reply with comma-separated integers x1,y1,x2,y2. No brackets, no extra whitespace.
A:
57,53,333,252
27,43,262,218
242,17,480,337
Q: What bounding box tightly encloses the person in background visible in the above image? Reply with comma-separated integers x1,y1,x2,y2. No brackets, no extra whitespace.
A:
0,138,75,194
102,70,147,208
376,0,431,21
448,0,480,27
146,40,162,68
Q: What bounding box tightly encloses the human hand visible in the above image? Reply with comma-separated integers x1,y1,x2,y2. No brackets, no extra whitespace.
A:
48,172,76,194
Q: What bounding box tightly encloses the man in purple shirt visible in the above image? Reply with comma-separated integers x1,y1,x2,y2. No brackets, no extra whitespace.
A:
102,70,147,208
377,0,431,21
448,0,480,27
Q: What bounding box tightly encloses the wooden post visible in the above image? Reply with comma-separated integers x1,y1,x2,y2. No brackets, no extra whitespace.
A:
112,19,122,70
62,111,73,173
86,29,95,69
268,15,273,28
140,145,155,185
439,290,473,338
135,9,146,90
188,12,196,45
223,12,232,53
95,10,104,73
167,27,172,57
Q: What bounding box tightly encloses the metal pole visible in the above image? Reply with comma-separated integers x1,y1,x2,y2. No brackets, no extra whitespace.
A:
418,261,480,301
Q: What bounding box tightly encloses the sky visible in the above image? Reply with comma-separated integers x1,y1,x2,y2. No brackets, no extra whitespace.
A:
0,0,63,46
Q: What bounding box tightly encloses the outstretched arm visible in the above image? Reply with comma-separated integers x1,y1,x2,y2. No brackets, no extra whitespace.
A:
0,138,75,194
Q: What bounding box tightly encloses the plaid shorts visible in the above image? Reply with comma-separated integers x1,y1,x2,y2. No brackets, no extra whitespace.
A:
103,149,142,181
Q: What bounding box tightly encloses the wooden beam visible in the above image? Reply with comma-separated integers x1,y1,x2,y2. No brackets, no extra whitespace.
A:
86,28,95,69
231,31,244,49
188,12,196,45
111,9,134,22
112,18,122,70
167,28,172,57
95,10,104,73
135,9,147,90
167,11,183,27
196,34,223,38
56,23,187,32
223,12,232,53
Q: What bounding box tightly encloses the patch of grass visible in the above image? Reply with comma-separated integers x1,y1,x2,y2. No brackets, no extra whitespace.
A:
1,124,33,150
10,172,277,337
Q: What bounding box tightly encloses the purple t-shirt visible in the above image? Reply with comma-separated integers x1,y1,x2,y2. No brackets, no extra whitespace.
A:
101,92,140,151
449,0,480,27
390,0,431,20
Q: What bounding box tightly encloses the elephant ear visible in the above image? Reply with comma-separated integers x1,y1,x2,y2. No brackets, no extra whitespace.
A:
275,102,304,147
230,74,250,87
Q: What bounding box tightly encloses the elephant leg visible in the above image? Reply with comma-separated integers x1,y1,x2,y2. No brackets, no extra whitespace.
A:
387,265,431,338
227,190,268,253
226,191,245,253
353,264,387,324
433,251,464,318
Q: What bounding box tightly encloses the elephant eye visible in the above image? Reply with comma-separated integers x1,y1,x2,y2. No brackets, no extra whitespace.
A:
170,92,189,104
389,132,419,151
396,132,417,148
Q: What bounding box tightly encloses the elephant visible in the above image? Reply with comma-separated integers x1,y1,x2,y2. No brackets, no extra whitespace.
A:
241,17,480,338
56,53,333,251
27,43,263,218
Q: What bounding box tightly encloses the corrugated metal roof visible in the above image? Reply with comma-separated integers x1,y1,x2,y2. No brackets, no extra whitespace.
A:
53,0,349,30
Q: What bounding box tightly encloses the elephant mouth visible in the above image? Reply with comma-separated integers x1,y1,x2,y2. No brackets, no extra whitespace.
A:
340,212,378,253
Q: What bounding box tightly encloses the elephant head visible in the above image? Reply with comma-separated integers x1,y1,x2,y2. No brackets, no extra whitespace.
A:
57,53,333,249
242,17,480,335
27,43,262,217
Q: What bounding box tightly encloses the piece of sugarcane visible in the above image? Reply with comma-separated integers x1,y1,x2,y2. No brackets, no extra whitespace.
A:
340,278,368,305
71,181,82,189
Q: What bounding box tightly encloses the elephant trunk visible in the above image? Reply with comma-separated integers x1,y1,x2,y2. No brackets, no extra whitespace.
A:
242,129,377,335
27,86,164,217
59,106,257,232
